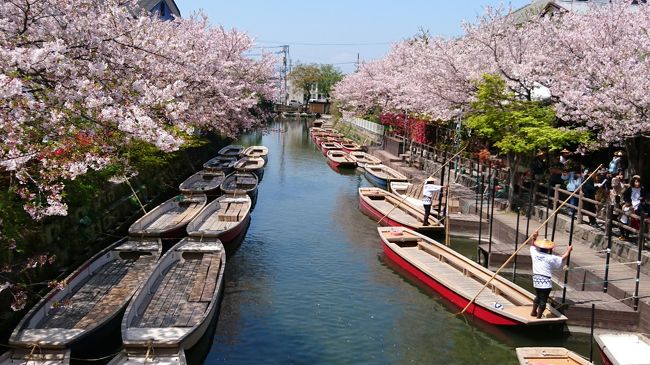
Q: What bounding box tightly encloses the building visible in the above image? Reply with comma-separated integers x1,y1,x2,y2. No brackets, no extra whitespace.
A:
511,0,642,23
138,0,181,20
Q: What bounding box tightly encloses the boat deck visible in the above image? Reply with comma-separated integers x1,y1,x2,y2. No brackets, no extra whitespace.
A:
145,203,203,231
224,174,257,191
401,245,517,309
371,199,423,227
39,255,156,329
136,253,222,328
195,201,248,232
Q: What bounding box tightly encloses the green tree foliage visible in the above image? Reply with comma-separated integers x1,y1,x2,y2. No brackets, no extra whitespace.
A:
288,63,343,99
466,74,590,207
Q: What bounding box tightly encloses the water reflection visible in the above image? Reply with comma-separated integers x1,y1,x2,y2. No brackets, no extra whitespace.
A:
202,118,597,365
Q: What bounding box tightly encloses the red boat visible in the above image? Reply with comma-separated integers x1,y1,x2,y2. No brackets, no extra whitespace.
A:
340,142,363,153
377,226,568,326
321,141,342,155
326,150,357,169
594,332,650,365
358,187,443,233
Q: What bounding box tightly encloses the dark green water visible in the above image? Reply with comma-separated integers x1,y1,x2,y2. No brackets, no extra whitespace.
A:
203,119,599,364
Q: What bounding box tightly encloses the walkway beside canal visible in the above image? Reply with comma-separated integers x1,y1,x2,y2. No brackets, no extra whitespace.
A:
369,147,650,332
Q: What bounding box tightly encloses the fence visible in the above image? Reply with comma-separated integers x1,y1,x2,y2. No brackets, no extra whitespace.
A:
341,116,385,136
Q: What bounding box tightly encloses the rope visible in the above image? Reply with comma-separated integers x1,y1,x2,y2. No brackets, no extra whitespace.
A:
124,177,147,214
455,164,604,316
0,342,122,362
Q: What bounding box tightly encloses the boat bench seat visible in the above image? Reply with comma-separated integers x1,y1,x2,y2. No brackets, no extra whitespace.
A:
16,329,84,345
74,256,156,329
126,327,190,342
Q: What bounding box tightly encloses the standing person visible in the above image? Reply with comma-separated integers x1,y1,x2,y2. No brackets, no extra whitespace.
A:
623,175,645,232
608,151,624,174
562,170,583,215
559,149,572,167
529,231,573,319
422,177,445,226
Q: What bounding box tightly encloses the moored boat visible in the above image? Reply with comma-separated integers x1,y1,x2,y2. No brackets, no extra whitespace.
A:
202,155,237,173
0,348,71,365
220,171,258,198
378,227,568,326
115,238,225,365
326,150,357,169
128,195,207,238
8,237,162,358
233,156,265,180
390,181,426,212
358,188,443,232
217,144,244,157
340,142,363,153
186,195,252,246
363,164,408,189
242,145,269,161
594,332,650,365
349,151,381,168
179,170,225,198
516,347,592,365
320,142,341,155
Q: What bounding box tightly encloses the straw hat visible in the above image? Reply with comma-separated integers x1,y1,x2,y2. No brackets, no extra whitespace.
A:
533,239,556,250
615,150,624,157
560,148,571,154
536,151,545,157
425,177,436,183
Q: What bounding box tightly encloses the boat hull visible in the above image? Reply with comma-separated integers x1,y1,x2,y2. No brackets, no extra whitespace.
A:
358,194,419,232
381,239,523,326
217,214,251,246
364,169,389,189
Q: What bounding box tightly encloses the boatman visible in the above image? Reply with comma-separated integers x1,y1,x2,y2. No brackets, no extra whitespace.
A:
422,177,445,226
528,231,572,319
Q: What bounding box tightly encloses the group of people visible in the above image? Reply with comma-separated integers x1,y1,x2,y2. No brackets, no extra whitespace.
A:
536,149,648,241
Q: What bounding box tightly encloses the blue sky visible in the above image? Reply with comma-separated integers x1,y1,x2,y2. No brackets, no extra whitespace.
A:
176,1,531,73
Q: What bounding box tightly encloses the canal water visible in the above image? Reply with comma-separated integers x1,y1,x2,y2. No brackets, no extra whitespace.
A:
200,118,598,364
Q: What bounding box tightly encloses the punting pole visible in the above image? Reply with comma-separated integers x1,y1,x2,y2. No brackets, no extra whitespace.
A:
437,153,447,219
456,164,603,316
376,145,468,225
513,206,521,281
561,210,576,305
634,210,645,311
477,173,485,265
545,180,551,238
603,202,614,293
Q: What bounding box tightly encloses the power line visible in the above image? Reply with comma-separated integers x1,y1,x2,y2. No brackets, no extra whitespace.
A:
256,40,394,46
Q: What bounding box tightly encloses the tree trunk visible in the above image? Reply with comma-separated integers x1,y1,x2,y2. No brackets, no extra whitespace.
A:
625,135,650,181
507,154,519,211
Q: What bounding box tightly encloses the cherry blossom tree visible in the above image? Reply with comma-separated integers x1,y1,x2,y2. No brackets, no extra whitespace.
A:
0,0,276,220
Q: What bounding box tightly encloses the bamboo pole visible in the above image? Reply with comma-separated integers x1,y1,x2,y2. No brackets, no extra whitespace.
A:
376,144,468,225
456,164,603,316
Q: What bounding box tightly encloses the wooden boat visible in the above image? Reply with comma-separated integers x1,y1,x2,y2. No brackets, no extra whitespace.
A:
202,155,236,173
108,348,185,365
358,188,443,232
242,145,269,161
312,120,324,127
349,151,381,168
220,171,258,198
326,150,357,169
378,227,568,326
187,195,252,245
234,156,265,180
363,164,408,189
116,238,225,365
178,170,225,198
390,181,459,215
594,332,650,365
320,142,341,155
128,195,207,238
516,347,592,365
8,237,161,356
0,348,71,365
340,142,363,153
217,144,244,157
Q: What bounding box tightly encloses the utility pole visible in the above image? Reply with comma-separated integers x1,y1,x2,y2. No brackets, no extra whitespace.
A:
356,53,360,72
280,45,290,105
